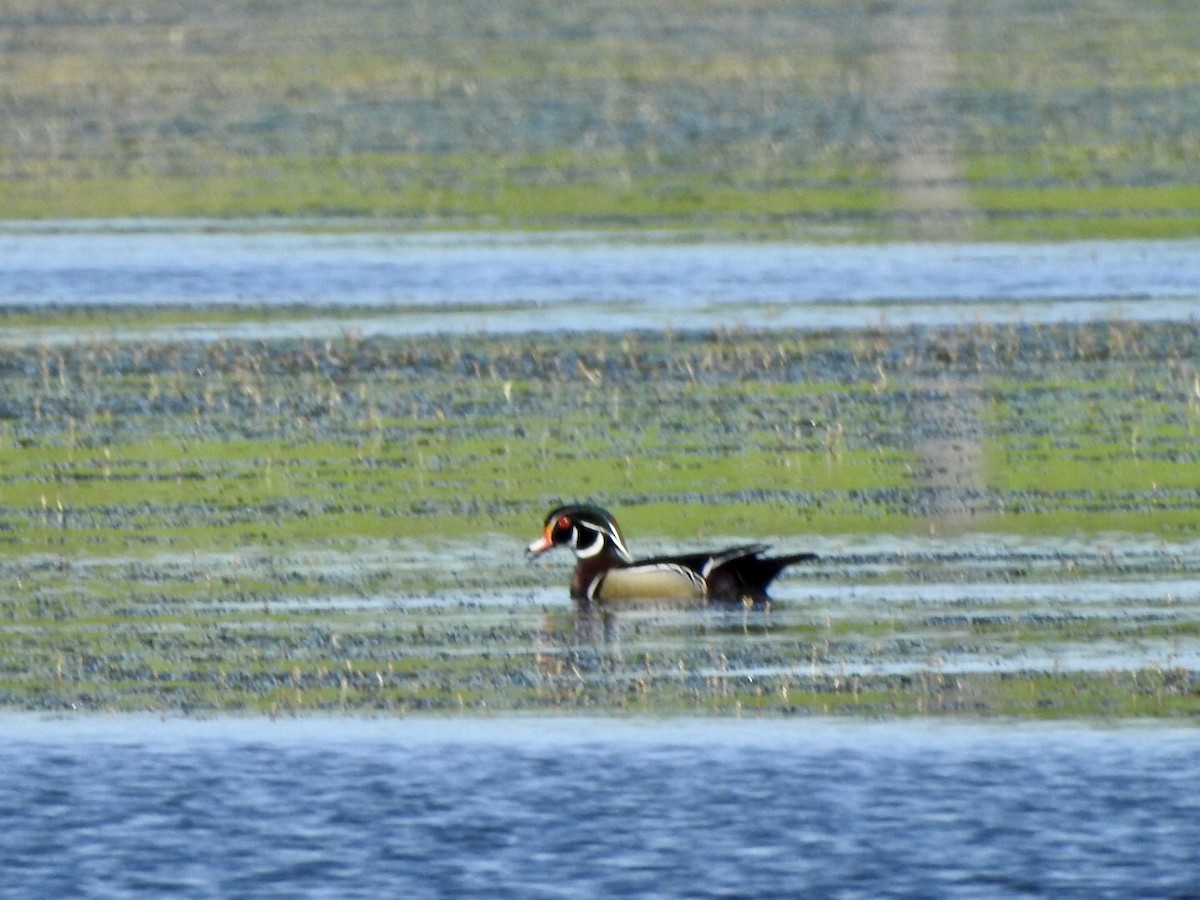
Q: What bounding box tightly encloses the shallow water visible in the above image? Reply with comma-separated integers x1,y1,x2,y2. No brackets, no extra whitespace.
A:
2,716,1199,898
2,225,1199,339
14,532,1195,717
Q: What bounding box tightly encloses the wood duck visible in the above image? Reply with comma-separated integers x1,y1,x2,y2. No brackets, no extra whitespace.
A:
526,504,816,606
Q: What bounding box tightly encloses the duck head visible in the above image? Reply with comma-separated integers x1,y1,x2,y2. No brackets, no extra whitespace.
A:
526,504,634,563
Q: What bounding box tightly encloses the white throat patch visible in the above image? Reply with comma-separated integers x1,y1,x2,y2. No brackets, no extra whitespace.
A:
571,524,606,558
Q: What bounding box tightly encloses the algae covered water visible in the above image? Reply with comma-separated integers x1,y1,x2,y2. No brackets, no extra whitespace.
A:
4,716,1200,897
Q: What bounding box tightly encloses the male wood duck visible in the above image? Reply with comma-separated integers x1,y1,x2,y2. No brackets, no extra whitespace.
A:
526,504,816,606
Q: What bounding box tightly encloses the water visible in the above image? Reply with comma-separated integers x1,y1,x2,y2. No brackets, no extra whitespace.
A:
2,225,1199,339
3,227,1199,896
3,716,1199,898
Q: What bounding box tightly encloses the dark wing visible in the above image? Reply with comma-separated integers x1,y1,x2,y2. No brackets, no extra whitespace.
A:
633,544,769,577
632,544,817,604
707,551,818,604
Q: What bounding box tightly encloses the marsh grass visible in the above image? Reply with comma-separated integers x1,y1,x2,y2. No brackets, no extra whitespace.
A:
0,320,1195,556
0,318,1198,716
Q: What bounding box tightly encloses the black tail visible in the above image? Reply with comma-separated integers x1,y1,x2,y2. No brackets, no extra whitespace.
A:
708,551,817,604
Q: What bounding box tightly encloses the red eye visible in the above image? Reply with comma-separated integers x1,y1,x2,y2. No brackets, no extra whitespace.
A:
556,515,572,531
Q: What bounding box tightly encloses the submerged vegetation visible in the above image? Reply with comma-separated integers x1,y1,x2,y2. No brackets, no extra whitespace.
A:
0,316,1197,717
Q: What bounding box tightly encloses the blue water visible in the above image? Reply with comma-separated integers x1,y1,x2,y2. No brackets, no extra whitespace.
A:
2,716,1198,898
2,225,1199,335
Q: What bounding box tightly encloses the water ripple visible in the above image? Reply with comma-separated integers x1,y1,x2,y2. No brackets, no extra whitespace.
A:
2,717,1199,896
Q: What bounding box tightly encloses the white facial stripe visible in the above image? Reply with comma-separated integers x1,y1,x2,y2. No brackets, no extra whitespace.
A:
561,515,634,562
607,529,633,562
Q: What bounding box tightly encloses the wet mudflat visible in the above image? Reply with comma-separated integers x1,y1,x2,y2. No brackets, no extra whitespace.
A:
0,272,1196,717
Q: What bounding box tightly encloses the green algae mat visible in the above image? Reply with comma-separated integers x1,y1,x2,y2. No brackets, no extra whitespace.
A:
0,319,1197,717
5,0,1200,240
